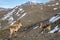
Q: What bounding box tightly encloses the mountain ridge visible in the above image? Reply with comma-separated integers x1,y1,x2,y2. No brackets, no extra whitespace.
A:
0,0,60,40
0,0,60,30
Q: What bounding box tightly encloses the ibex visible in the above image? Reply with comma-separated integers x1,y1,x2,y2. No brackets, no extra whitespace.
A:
39,20,51,33
40,23,51,30
9,22,22,38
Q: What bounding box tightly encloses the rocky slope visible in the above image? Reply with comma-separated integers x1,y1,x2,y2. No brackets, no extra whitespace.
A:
0,0,60,40
0,0,60,30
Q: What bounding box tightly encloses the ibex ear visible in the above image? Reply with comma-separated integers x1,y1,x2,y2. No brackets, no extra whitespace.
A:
47,25,51,30
39,23,43,28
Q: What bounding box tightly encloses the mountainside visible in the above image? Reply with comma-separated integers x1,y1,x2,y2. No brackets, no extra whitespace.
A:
0,0,60,40
0,7,11,11
0,0,60,30
18,0,60,27
0,7,5,11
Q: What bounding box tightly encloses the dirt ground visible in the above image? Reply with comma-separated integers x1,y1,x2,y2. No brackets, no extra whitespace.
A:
0,28,60,40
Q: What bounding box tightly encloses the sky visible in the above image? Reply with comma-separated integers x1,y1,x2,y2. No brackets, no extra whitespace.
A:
0,0,51,8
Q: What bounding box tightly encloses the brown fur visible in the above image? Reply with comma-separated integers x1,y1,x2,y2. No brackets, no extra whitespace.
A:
40,23,51,31
9,22,22,38
39,20,51,32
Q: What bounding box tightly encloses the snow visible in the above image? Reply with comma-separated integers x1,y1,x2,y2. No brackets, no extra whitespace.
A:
16,8,24,16
16,8,21,15
16,8,22,16
41,31,44,34
48,25,59,33
1,7,18,20
40,7,43,10
58,30,60,32
49,16,57,22
51,2,59,6
55,2,59,5
10,13,27,26
33,26,39,29
58,13,60,14
9,8,27,25
8,16,13,21
10,21,16,26
41,7,43,10
48,24,60,33
20,10,25,13
48,5,51,6
0,6,27,28
16,8,25,16
58,24,60,32
52,17,60,22
49,15,60,23
19,8,23,11
7,16,14,24
17,14,20,16
20,13,27,18
2,16,8,20
53,8,58,10
0,6,28,30
48,2,59,7
52,4,55,6
18,13,27,20
49,12,60,23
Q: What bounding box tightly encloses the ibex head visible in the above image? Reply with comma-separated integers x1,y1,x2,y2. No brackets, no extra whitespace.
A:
18,23,23,27
39,23,43,28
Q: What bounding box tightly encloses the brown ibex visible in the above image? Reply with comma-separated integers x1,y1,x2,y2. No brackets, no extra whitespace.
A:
39,20,51,33
9,22,22,38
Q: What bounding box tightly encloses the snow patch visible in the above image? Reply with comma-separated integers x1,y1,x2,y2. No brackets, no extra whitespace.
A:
16,8,25,16
18,13,27,20
58,30,60,32
17,14,20,16
41,7,43,10
7,16,14,21
1,7,18,20
55,2,59,5
16,9,21,15
16,8,22,16
48,25,59,33
48,5,51,6
53,8,58,10
49,15,60,23
33,26,39,29
48,2,59,7
52,17,60,22
52,4,55,6
10,13,27,26
41,31,44,34
7,16,14,24
20,10,25,13
49,16,57,23
58,13,60,14
19,8,23,11
10,21,16,26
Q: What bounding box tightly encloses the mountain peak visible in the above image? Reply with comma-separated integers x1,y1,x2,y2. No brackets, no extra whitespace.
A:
22,1,37,6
